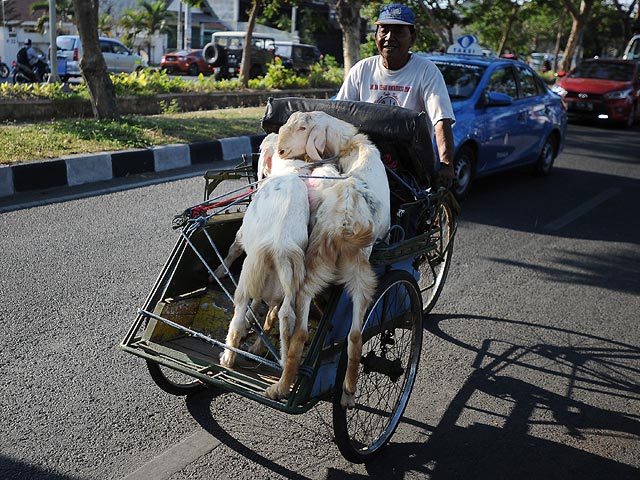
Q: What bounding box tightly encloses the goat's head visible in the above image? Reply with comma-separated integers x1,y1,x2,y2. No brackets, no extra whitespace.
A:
277,111,356,162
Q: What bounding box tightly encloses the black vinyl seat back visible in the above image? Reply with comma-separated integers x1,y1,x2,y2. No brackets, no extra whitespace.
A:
261,97,436,187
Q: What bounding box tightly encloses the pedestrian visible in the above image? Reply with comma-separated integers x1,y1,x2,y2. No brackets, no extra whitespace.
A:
335,3,456,188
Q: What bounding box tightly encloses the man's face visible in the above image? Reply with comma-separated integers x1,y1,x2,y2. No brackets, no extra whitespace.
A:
375,24,415,70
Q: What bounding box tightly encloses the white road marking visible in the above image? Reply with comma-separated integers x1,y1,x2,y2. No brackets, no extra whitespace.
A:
122,429,222,480
544,187,621,231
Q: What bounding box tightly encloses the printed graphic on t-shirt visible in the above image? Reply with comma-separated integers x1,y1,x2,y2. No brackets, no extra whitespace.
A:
370,84,412,106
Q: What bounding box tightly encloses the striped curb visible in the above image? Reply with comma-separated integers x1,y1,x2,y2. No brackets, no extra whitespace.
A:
0,134,266,198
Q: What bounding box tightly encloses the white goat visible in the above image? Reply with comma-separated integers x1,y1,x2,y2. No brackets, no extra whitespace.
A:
217,133,313,400
276,111,391,408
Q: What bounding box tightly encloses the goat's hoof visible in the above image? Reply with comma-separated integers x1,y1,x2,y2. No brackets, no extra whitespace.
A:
219,351,235,369
340,390,355,409
265,382,289,400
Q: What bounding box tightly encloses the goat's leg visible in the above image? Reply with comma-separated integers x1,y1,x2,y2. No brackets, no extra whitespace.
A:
220,289,250,368
341,261,377,409
212,229,244,279
265,295,310,400
248,303,279,355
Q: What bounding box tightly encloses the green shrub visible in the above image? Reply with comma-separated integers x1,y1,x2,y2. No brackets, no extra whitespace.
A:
0,62,338,102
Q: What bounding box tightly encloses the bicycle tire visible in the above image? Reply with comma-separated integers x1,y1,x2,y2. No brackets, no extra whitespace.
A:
416,196,455,314
332,270,423,463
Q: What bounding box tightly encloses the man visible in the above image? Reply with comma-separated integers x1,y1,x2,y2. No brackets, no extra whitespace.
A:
335,4,456,187
17,39,43,81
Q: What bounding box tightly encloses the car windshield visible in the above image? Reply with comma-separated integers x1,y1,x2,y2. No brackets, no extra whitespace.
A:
570,62,633,82
433,61,486,100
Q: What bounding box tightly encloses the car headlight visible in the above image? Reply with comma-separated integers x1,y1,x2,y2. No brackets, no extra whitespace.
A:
551,85,567,97
604,88,632,99
178,56,185,61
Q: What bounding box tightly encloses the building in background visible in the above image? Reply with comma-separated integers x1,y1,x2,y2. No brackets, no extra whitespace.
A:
0,0,345,69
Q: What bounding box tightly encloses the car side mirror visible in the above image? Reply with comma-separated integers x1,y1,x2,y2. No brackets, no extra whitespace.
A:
483,91,513,107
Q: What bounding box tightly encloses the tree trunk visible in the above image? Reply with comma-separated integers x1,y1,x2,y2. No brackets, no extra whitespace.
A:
240,0,259,87
335,0,362,76
416,2,450,48
553,9,566,71
72,0,118,119
497,3,519,57
559,0,595,72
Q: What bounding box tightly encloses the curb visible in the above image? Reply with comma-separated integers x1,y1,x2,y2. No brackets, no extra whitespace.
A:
0,134,266,199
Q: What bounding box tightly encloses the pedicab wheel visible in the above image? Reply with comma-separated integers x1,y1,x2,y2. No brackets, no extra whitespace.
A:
332,270,423,463
146,361,208,396
417,196,455,315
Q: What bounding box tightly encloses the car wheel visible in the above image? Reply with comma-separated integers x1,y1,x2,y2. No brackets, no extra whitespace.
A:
188,63,199,76
203,43,226,67
453,144,475,200
533,135,555,177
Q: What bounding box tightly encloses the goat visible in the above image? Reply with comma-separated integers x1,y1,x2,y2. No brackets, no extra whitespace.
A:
276,111,391,408
216,133,313,401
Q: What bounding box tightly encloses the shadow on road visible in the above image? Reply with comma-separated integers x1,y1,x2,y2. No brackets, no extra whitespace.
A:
180,312,640,479
0,455,84,480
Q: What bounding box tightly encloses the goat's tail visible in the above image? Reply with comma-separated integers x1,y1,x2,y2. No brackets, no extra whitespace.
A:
240,245,306,298
340,183,375,250
273,245,306,295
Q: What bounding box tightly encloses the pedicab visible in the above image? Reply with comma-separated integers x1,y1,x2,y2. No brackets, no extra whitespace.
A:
120,97,457,463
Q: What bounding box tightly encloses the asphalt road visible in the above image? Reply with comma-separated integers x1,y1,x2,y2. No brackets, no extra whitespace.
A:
1,121,639,480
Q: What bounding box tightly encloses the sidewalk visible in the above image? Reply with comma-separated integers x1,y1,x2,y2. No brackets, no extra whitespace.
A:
0,133,266,199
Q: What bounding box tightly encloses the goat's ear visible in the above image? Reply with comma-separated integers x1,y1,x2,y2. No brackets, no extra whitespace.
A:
305,124,327,161
257,147,273,181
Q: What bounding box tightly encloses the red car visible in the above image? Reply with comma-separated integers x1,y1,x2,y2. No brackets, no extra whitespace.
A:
160,49,213,76
552,58,639,128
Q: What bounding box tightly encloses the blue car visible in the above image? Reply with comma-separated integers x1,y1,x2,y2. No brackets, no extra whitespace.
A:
421,53,568,199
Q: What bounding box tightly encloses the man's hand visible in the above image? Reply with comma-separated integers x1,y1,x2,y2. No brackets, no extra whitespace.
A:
436,161,456,188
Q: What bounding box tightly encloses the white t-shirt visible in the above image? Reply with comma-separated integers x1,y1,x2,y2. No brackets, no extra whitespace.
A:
336,53,455,136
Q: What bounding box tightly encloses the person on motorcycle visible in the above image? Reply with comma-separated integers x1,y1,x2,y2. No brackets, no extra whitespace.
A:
17,39,44,82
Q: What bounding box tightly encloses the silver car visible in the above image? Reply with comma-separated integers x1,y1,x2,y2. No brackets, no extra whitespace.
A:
56,35,146,80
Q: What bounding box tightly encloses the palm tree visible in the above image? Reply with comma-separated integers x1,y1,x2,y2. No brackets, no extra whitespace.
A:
139,0,175,59
118,8,147,50
99,13,116,38
30,0,74,34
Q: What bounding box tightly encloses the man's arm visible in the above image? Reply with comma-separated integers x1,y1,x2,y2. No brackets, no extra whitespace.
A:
434,118,456,187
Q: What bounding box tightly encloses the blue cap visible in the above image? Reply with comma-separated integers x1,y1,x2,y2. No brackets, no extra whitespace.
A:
375,4,415,26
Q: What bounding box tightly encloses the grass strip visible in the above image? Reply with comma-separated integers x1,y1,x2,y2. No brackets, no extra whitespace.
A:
0,107,265,165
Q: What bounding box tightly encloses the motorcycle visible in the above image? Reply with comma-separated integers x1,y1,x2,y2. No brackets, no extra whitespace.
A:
11,54,50,84
0,56,10,80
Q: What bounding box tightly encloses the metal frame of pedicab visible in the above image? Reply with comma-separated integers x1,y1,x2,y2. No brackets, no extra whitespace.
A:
120,97,458,460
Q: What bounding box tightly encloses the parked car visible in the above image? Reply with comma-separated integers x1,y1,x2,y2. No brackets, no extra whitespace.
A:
419,50,567,199
528,52,555,72
203,31,275,80
552,58,639,128
268,41,322,74
160,49,213,76
56,35,146,80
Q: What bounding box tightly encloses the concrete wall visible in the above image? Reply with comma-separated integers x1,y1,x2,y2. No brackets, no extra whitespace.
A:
0,88,337,122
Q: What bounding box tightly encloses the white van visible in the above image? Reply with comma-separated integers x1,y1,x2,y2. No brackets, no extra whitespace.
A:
623,34,640,60
56,35,146,80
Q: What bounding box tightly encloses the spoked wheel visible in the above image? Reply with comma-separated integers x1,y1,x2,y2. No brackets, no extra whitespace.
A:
0,63,9,79
415,196,455,314
332,270,423,463
146,360,208,396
